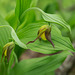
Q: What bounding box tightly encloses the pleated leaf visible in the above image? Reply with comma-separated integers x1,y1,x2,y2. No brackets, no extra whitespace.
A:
0,16,27,52
5,11,18,29
9,51,72,75
15,0,32,19
20,7,71,32
42,13,71,32
17,22,74,54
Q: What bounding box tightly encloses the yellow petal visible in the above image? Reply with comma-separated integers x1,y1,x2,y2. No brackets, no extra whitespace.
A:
4,49,7,56
39,25,49,40
40,32,47,40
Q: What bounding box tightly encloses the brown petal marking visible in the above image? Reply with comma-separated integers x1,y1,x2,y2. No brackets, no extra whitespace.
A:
1,46,14,63
1,50,8,62
45,30,55,48
7,47,13,63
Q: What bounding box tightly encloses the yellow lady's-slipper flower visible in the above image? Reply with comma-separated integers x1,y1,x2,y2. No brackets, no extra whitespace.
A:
38,25,50,40
26,25,54,48
1,42,15,62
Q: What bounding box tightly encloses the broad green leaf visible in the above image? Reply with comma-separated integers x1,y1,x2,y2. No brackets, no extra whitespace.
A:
0,26,11,48
0,25,27,49
11,26,27,49
5,11,18,29
9,51,72,75
17,22,74,54
21,7,71,32
0,16,11,48
0,16,11,60
0,16,27,63
0,25,27,62
30,0,38,7
0,16,27,51
15,0,37,20
15,0,38,30
15,0,32,19
42,13,71,32
17,10,36,31
8,49,15,70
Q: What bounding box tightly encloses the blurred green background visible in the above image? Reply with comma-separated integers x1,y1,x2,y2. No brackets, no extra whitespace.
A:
0,0,16,17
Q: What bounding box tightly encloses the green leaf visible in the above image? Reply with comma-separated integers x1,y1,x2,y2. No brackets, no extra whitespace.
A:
17,22,74,54
0,16,27,51
11,26,27,49
0,25,27,62
0,16,11,48
21,7,71,32
17,10,36,31
9,51,72,75
8,48,14,70
0,26,11,50
0,16,11,60
42,13,71,32
15,0,38,30
0,16,27,64
5,11,18,29
15,0,32,19
0,25,27,49
15,0,38,20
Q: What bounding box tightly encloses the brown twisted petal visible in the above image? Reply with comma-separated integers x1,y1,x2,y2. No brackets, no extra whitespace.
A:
45,29,55,48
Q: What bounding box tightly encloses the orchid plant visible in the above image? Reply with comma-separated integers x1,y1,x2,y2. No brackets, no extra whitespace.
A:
0,0,74,75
